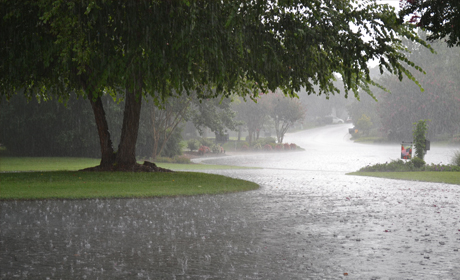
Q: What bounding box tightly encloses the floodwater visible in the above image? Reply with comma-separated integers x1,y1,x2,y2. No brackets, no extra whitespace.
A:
1,124,460,279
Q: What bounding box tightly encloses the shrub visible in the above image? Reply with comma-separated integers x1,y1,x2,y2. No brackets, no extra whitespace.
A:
356,114,373,135
187,139,199,151
360,158,460,172
359,159,417,172
275,144,283,150
241,145,249,151
211,144,224,153
199,138,214,147
251,139,263,147
425,163,460,172
198,145,211,155
261,137,277,145
284,143,290,150
290,143,297,150
173,155,192,164
263,144,272,151
452,150,460,166
253,143,262,150
251,138,276,149
153,127,184,158
236,141,250,150
411,157,426,168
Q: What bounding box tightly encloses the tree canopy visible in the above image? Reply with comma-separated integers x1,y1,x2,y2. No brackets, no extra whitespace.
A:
399,0,460,47
0,0,430,170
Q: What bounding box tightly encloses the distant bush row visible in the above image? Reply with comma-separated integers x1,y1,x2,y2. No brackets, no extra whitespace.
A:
359,157,460,172
231,137,300,152
239,142,298,151
187,137,301,154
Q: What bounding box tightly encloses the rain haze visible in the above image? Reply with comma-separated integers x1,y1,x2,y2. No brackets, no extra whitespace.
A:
1,1,460,279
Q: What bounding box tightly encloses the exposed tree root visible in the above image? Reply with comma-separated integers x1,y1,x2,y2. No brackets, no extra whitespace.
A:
80,161,173,172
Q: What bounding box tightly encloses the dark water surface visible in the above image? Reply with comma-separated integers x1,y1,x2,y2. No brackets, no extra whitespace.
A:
2,125,460,279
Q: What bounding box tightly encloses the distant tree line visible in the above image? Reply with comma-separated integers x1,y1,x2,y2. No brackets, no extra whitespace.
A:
233,91,306,145
0,90,306,158
347,32,460,142
1,94,100,157
0,92,237,158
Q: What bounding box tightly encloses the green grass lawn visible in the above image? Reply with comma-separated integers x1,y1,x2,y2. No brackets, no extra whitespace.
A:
0,171,259,200
0,157,259,200
348,171,460,185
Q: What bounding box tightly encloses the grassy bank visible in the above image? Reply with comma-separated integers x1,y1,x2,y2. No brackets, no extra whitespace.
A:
0,157,259,200
0,171,259,200
0,157,252,172
348,171,460,185
349,157,460,185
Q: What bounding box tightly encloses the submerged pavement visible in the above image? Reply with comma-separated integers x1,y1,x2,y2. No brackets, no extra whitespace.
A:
1,124,460,279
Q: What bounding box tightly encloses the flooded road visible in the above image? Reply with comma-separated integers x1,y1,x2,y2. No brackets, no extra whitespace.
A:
202,124,455,172
1,124,460,279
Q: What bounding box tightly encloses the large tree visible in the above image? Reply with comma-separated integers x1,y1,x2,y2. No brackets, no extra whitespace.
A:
1,0,429,171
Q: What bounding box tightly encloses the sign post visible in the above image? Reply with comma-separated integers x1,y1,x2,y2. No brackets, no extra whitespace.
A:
401,142,413,160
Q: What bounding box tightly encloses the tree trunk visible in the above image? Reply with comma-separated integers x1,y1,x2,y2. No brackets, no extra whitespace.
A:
150,105,159,161
80,72,159,172
116,82,142,169
274,119,282,143
87,93,115,168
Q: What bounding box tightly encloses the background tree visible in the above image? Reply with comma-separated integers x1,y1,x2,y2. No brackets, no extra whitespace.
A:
147,91,237,159
346,31,460,142
233,96,269,145
0,91,237,160
1,1,431,171
375,34,460,141
0,95,99,157
347,90,380,133
148,95,192,161
190,96,237,138
413,119,429,160
298,82,353,126
266,92,306,143
356,114,374,136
